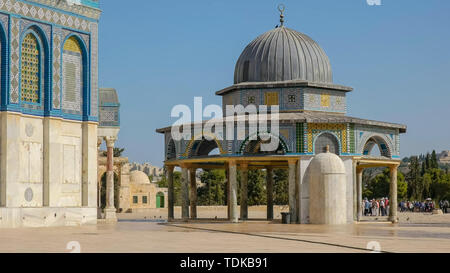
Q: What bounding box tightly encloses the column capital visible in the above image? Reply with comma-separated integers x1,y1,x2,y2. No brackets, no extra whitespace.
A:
240,162,248,169
287,158,298,165
229,160,237,167
389,164,399,171
165,165,175,172
104,136,117,148
179,163,189,169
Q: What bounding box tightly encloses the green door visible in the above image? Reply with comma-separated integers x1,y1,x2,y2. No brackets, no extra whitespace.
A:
156,193,165,208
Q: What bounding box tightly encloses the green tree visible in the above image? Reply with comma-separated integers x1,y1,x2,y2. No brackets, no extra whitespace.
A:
197,169,226,206
422,173,432,199
431,150,439,169
247,170,267,206
273,169,288,205
407,156,423,200
102,147,125,157
364,168,407,200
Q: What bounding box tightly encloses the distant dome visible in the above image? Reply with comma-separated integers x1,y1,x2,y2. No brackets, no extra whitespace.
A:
130,170,150,184
234,26,332,84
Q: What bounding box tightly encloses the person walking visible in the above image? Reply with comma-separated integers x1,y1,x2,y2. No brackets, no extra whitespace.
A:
365,199,371,216
380,198,386,216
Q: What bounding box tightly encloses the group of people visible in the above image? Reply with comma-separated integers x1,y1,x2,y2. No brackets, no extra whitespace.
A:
439,200,449,214
363,197,390,217
362,198,450,216
399,200,435,213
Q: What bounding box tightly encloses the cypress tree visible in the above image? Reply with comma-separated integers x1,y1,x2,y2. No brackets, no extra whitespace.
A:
431,150,439,169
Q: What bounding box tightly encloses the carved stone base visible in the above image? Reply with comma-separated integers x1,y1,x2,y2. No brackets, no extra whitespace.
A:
104,208,117,223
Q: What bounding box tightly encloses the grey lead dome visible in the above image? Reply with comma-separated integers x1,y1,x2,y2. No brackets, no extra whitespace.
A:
234,26,333,84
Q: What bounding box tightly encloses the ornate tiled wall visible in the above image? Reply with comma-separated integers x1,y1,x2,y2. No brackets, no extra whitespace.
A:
302,88,346,113
62,37,82,115
89,22,98,118
222,87,347,114
52,27,62,109
0,0,100,121
307,123,347,154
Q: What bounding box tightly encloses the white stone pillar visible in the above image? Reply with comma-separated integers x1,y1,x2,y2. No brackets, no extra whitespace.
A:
104,136,117,221
352,161,357,221
356,168,363,222
181,166,189,221
240,163,249,221
266,167,274,221
190,168,197,220
229,160,238,223
226,169,230,219
167,165,175,221
288,159,297,224
82,122,98,209
97,137,103,210
389,165,399,223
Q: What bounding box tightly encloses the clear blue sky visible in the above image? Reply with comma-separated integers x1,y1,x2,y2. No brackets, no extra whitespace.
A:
98,0,450,165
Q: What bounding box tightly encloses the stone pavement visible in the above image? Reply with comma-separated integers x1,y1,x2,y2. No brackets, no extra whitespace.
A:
0,213,450,253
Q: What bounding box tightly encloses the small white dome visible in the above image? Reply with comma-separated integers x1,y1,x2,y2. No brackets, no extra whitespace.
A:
306,150,347,225
308,150,346,175
129,170,150,184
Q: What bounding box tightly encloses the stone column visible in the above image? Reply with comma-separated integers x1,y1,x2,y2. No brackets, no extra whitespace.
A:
240,163,249,221
288,159,297,224
104,136,117,221
226,169,230,219
266,167,274,221
389,165,399,223
352,161,357,221
167,165,175,221
190,168,197,220
356,167,363,222
97,137,103,218
181,165,190,221
228,160,238,223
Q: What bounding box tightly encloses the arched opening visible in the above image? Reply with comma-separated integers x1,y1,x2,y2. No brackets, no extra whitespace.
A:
167,139,176,160
20,31,43,104
314,133,339,155
188,137,222,158
19,26,50,113
363,136,391,158
156,192,165,208
243,137,286,155
62,35,87,117
100,172,120,211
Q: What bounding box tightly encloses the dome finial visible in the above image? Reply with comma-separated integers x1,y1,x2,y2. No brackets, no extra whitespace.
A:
278,4,286,27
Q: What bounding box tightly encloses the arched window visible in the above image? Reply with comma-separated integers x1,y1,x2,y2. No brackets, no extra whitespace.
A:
62,36,83,115
187,137,221,158
21,33,41,103
243,137,286,155
314,133,339,155
363,137,391,158
167,139,176,160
